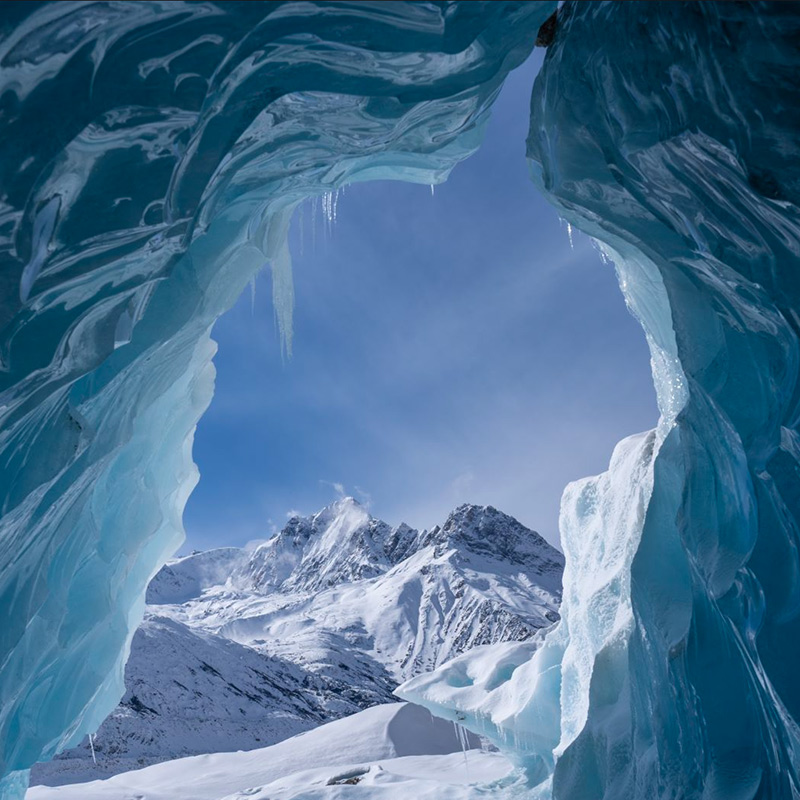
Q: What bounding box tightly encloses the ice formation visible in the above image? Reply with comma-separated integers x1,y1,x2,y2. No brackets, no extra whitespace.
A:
402,3,800,799
0,2,550,796
2,2,800,800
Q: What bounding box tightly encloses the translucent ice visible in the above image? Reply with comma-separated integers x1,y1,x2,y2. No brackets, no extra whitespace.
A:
0,2,552,796
403,3,800,798
4,2,800,799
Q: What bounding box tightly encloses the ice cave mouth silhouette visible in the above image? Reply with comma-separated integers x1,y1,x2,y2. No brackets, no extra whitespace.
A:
3,3,800,800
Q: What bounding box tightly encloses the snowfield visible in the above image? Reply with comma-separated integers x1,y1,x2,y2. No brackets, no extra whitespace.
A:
27,703,513,800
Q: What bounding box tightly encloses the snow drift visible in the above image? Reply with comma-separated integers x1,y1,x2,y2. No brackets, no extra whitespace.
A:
26,702,496,800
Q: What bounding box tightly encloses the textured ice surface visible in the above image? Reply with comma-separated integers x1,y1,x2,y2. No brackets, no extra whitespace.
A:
402,3,800,798
4,1,800,799
0,2,553,796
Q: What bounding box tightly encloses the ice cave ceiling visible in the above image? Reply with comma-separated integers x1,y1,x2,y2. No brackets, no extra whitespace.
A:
1,2,800,800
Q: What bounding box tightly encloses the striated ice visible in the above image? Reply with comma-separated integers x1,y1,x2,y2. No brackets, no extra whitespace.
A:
0,2,553,796
403,3,800,798
3,2,800,799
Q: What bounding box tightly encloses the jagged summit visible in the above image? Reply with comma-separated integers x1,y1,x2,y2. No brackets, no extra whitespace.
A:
422,504,564,575
308,494,362,518
244,500,562,594
245,496,397,592
147,501,563,606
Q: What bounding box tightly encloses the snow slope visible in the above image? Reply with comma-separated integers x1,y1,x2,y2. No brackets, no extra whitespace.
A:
220,501,562,680
27,703,509,800
31,616,332,782
31,501,561,786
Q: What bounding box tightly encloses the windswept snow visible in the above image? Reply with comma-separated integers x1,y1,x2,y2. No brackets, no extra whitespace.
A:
27,704,510,800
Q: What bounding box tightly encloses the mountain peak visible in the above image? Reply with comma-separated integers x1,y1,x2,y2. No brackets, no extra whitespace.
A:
312,494,361,516
172,501,562,597
74,499,564,783
310,496,365,527
244,499,405,593
422,504,564,574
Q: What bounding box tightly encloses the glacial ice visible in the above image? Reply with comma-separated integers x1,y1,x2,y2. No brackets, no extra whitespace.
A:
0,2,551,796
2,1,800,800
403,3,800,799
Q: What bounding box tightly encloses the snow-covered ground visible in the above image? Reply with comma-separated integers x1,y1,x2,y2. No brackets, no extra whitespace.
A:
32,500,561,786
27,703,513,800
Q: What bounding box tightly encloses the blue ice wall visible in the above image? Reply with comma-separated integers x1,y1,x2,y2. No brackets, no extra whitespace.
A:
401,2,800,798
531,5,800,797
5,2,800,799
0,2,553,796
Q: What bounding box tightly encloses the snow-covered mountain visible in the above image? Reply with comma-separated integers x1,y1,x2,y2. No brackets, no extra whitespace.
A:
31,500,562,786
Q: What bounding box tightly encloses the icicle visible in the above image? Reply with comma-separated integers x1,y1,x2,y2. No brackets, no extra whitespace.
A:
298,201,305,257
452,720,470,774
453,723,469,778
430,183,435,196
321,190,336,238
558,216,575,250
311,195,318,252
271,239,294,360
89,733,97,766
317,189,344,239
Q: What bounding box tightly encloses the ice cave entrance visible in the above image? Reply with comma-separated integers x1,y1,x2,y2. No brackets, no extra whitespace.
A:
183,52,658,554
7,4,800,798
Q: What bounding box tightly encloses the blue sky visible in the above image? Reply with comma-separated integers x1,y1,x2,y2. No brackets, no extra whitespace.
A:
182,51,658,552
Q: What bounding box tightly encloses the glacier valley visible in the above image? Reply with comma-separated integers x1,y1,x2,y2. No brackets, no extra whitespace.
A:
30,500,562,786
2,2,800,800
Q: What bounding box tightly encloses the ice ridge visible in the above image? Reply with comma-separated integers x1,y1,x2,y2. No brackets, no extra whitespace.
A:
401,3,800,798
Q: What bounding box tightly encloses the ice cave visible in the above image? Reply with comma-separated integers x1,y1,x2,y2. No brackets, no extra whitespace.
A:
1,1,800,798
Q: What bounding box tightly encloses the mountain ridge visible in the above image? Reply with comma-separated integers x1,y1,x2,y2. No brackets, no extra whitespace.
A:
32,500,563,786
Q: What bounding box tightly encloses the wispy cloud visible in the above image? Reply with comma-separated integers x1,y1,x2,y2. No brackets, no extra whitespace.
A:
244,538,268,551
319,480,346,498
354,485,372,508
